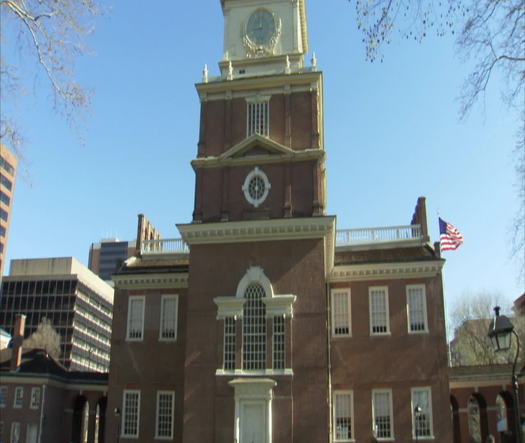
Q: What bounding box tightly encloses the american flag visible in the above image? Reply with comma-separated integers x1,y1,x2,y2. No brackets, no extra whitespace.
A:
439,218,464,251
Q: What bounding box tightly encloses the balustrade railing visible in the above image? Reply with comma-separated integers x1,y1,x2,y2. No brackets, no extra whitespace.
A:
336,225,422,247
141,238,189,255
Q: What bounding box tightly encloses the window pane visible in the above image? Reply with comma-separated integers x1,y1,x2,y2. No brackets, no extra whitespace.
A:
161,296,177,339
224,317,236,370
408,287,427,332
273,316,285,369
156,392,174,438
334,392,353,440
370,288,388,334
243,283,266,370
413,388,432,437
127,298,144,339
373,391,392,438
123,391,140,437
332,291,350,335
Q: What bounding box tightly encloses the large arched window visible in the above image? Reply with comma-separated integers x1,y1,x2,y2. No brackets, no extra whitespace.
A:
214,266,296,373
468,396,482,443
243,283,267,370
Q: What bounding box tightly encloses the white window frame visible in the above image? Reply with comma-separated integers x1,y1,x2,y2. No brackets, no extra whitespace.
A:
411,387,434,439
406,285,429,333
155,391,175,440
122,390,141,439
30,387,41,409
242,167,271,208
369,287,390,335
13,386,23,408
246,97,270,137
11,422,20,443
0,386,7,407
372,389,394,440
272,316,285,370
223,317,236,370
159,294,178,341
331,288,351,337
126,296,145,341
333,390,354,442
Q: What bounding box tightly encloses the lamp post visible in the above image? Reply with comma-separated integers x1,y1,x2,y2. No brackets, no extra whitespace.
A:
487,306,523,443
414,405,422,442
114,407,121,443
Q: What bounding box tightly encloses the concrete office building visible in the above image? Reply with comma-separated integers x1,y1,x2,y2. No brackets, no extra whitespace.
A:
0,145,17,278
0,257,114,372
105,1,453,442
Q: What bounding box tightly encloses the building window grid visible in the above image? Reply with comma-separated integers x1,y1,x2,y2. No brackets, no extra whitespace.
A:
373,390,393,439
155,391,175,439
334,391,353,441
127,297,145,340
122,390,140,438
0,191,9,206
30,387,41,409
10,422,20,443
242,283,266,370
407,285,428,332
13,387,23,408
332,289,351,336
412,387,433,438
273,316,285,370
0,174,12,191
0,208,7,222
370,288,389,335
160,295,178,340
247,101,269,137
224,317,236,370
0,386,6,407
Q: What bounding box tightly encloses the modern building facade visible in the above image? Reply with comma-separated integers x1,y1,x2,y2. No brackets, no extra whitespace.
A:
0,145,17,278
88,239,136,282
105,1,452,442
0,257,114,372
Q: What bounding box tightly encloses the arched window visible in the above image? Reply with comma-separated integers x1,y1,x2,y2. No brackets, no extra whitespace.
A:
468,396,481,443
243,283,266,370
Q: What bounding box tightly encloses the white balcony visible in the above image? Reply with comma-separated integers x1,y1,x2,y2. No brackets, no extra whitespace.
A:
140,238,189,256
336,225,423,247
140,224,423,257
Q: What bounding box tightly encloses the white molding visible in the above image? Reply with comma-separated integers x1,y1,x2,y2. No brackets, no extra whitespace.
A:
216,369,293,376
113,273,188,290
264,294,296,318
236,267,274,299
242,167,271,208
330,260,444,282
177,216,335,245
214,297,246,319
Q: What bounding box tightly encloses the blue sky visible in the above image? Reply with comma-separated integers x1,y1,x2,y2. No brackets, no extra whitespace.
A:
4,1,523,322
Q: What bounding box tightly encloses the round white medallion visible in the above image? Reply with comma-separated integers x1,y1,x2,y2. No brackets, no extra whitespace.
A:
242,167,271,208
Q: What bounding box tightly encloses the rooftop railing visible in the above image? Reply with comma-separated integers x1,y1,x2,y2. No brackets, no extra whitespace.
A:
336,225,423,247
140,224,423,256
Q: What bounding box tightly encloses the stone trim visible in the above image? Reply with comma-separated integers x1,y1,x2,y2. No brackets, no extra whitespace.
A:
112,273,189,290
177,216,335,245
330,260,444,282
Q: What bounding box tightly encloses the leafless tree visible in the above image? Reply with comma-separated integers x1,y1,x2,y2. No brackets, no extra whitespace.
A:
0,0,101,154
352,0,525,279
449,292,525,367
23,317,61,359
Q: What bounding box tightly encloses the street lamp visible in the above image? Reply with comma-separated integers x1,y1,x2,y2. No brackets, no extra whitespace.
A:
487,306,523,443
414,405,422,442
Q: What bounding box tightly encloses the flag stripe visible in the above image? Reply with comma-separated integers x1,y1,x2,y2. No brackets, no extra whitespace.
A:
439,218,463,251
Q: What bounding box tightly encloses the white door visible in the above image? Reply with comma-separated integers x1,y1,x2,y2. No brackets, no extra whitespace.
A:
241,402,266,443
26,424,38,443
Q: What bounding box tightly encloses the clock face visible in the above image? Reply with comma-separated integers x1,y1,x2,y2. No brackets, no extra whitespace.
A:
247,9,276,46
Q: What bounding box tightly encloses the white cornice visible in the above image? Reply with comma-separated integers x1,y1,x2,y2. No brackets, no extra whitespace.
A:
112,273,189,290
177,216,335,246
329,260,444,282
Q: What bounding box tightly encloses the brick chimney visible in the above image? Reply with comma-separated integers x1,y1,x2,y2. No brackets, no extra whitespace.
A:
10,314,26,371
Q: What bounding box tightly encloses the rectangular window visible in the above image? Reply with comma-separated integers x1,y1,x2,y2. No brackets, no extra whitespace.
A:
369,287,390,335
155,391,175,439
160,295,178,340
13,386,23,408
224,317,236,370
372,390,393,439
0,386,6,407
0,157,14,176
273,316,285,370
126,296,145,341
412,387,433,438
0,209,7,222
407,285,428,333
10,422,20,443
122,390,140,438
333,391,353,441
332,289,351,336
30,387,41,409
0,191,9,206
0,225,5,237
247,100,269,137
0,174,12,191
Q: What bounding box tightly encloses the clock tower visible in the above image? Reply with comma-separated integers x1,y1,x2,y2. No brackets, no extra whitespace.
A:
179,1,332,442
